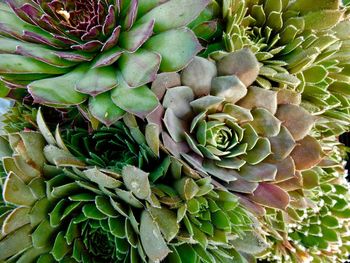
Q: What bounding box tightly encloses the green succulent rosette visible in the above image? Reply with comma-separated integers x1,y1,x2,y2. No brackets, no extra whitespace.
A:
152,170,268,262
261,161,350,263
0,117,172,262
217,0,350,137
146,48,324,211
0,107,260,262
0,0,215,125
253,132,350,263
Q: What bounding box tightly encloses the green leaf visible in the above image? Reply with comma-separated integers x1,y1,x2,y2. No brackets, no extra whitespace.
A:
0,225,32,260
109,217,126,238
243,138,271,165
321,227,339,242
111,73,159,117
0,37,82,68
32,220,55,248
231,231,269,255
1,207,30,235
140,211,170,261
89,92,126,126
303,10,343,30
28,64,88,106
83,167,122,189
175,178,200,200
193,245,215,263
119,20,155,52
115,189,143,208
119,49,161,87
290,0,340,13
145,123,160,156
122,165,151,200
0,81,10,97
3,172,37,206
95,196,119,217
175,245,198,263
144,28,202,72
212,210,231,231
249,108,281,137
37,108,56,145
76,66,119,96
148,206,179,242
0,54,69,75
303,65,328,83
44,145,85,167
321,216,339,229
52,232,70,261
82,203,107,220
138,0,210,32
264,0,283,14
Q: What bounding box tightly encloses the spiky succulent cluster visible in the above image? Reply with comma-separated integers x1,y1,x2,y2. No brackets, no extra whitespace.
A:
0,0,350,263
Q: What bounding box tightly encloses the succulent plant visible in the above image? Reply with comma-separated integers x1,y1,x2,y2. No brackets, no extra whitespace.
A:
0,107,261,262
0,117,175,262
152,169,268,262
0,0,214,125
146,48,324,211
218,0,350,137
0,100,90,134
260,160,350,263
61,114,157,172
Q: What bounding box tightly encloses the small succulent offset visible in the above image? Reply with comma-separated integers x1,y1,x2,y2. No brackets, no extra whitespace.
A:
0,0,213,125
147,48,324,211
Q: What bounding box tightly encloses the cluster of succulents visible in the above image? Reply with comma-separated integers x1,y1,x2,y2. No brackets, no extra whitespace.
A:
0,110,261,262
0,0,350,262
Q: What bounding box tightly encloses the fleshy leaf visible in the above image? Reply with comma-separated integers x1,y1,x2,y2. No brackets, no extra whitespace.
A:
211,76,247,103
140,211,170,262
89,92,126,126
28,65,88,106
138,0,210,33
75,66,118,96
122,165,151,200
181,56,217,97
111,73,159,118
249,108,281,137
249,183,290,210
148,206,179,242
276,104,314,141
144,28,202,72
0,54,69,75
83,168,122,189
217,48,260,87
119,49,161,87
291,136,323,170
